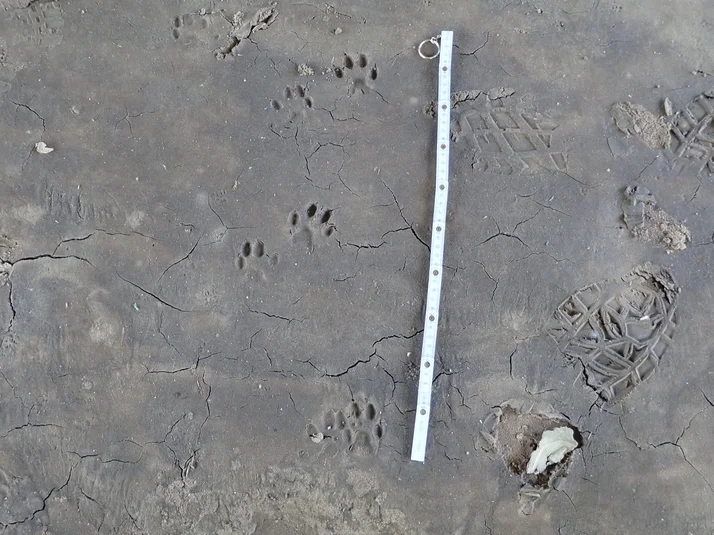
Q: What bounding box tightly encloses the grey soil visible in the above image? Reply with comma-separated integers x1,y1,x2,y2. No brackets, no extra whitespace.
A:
1,0,714,534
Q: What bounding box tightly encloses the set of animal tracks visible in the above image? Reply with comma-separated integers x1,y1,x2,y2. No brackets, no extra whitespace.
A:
219,201,335,278
268,53,380,126
306,398,384,455
208,183,335,273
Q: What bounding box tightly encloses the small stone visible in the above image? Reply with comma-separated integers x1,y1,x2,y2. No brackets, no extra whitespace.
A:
310,432,324,443
333,27,342,34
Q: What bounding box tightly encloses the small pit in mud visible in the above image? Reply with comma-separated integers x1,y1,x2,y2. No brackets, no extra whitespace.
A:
481,400,583,513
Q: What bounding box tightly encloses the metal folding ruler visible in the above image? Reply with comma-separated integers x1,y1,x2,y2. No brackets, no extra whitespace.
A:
411,30,453,463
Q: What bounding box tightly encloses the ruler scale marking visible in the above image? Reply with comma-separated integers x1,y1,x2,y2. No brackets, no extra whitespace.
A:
410,30,453,463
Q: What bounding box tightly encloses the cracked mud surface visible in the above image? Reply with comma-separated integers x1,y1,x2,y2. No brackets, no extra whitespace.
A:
1,0,714,534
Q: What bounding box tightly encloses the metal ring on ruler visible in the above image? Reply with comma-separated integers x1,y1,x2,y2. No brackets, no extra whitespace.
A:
418,37,440,59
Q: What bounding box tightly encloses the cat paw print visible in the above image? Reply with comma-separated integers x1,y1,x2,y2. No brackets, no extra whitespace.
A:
234,239,278,278
171,12,218,47
288,203,335,252
306,398,384,455
269,84,314,128
333,53,379,96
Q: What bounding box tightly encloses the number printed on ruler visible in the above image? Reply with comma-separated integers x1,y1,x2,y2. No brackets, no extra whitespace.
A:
410,30,453,463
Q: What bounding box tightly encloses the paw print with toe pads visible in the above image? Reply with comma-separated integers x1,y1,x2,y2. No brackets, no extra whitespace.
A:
306,398,384,455
288,203,335,252
333,53,379,96
234,238,278,279
171,12,217,47
269,84,314,128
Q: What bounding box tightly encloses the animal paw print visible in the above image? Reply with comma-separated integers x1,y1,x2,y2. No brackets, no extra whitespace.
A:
269,84,314,127
235,239,278,277
171,12,216,46
333,53,379,96
288,203,335,252
306,398,384,455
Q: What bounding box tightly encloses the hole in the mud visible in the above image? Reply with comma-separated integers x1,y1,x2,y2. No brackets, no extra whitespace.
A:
358,54,367,68
482,400,583,492
320,209,332,223
375,424,384,439
172,29,180,39
295,85,305,98
284,87,292,99
254,241,265,257
173,16,181,27
344,55,354,69
271,99,281,110
304,97,313,109
334,67,343,78
366,403,376,420
242,242,252,257
324,226,334,237
369,66,378,80
350,402,361,418
306,203,318,218
289,212,299,226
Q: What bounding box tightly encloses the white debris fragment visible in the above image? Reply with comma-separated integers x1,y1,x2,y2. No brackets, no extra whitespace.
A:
309,432,324,443
526,426,578,474
663,97,674,116
297,63,314,76
35,141,54,154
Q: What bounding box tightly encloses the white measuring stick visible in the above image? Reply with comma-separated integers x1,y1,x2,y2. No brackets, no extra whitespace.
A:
411,30,453,463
